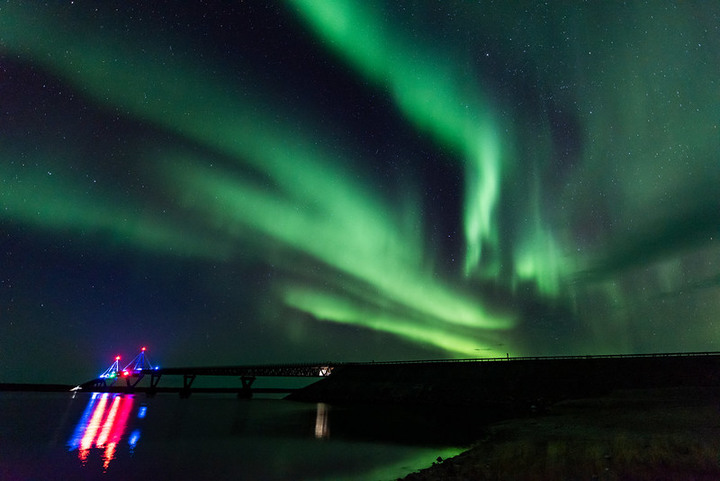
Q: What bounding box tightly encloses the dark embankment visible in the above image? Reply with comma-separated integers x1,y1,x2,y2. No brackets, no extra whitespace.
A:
286,353,720,410
400,386,720,480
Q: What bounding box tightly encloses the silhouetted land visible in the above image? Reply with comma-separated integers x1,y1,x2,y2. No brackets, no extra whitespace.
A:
398,386,720,480
286,354,720,480
288,353,720,408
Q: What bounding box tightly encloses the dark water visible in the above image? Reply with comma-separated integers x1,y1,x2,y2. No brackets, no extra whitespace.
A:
0,392,474,480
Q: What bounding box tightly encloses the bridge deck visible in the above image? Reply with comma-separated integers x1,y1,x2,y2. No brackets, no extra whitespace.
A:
134,350,720,378
80,351,720,397
142,362,335,378
144,350,720,376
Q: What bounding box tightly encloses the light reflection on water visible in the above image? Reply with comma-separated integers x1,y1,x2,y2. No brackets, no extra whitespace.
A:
1,393,472,480
315,402,330,439
67,393,143,471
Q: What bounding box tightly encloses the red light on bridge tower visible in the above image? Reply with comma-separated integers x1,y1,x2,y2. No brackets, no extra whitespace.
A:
99,356,122,381
123,347,154,373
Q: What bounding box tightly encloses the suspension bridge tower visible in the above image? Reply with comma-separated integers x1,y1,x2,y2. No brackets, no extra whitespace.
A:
90,347,156,388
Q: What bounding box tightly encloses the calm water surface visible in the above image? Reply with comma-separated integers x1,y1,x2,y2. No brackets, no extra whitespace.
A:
0,392,475,480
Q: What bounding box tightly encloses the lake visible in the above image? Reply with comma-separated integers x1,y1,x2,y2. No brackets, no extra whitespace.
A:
0,392,477,480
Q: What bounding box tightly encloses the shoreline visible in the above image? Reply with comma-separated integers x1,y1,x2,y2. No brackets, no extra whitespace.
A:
399,387,720,480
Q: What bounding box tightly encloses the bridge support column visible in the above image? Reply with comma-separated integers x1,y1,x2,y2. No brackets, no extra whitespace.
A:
124,373,144,390
238,376,255,399
180,374,196,398
146,372,161,397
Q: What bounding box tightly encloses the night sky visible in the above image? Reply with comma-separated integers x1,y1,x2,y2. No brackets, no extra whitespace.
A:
2,2,719,384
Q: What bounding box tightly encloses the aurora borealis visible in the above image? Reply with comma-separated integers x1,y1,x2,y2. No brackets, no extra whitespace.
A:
1,2,718,383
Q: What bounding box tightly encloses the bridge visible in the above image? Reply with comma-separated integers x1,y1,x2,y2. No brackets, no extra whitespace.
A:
78,348,335,397
77,348,720,399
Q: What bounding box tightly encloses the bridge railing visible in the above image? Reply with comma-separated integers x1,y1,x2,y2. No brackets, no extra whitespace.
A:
142,362,337,378
141,351,720,376
341,350,720,366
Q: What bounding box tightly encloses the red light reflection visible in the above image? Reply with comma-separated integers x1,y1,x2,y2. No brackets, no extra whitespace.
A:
69,394,136,470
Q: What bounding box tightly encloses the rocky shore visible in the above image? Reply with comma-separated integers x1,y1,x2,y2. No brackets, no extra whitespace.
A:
398,387,720,480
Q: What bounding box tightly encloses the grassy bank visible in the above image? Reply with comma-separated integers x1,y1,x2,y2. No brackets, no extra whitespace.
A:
400,387,720,480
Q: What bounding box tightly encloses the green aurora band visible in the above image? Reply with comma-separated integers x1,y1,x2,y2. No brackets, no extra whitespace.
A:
0,3,514,357
1,2,719,357
285,0,585,302
285,1,720,353
286,0,507,279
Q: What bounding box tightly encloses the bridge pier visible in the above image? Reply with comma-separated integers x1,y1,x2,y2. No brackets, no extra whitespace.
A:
237,376,256,399
179,373,197,398
124,373,144,389
144,372,161,397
